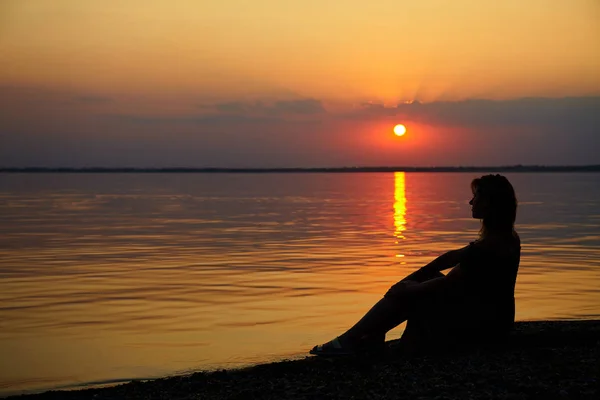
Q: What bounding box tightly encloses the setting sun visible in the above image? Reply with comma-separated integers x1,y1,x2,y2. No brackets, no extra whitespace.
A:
393,124,407,137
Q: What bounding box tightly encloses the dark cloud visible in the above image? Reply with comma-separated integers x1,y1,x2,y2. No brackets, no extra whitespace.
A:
105,113,280,125
0,86,114,109
356,97,600,130
108,98,326,126
213,99,326,116
215,102,247,114
271,99,325,115
74,95,113,104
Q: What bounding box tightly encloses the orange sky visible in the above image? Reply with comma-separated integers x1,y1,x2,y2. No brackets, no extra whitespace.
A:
2,0,599,101
0,1,599,167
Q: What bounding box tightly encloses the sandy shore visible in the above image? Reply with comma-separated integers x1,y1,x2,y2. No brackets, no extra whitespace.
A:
9,320,600,400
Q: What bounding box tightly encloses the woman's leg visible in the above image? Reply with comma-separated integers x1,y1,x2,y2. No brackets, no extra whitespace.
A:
338,295,408,346
401,269,445,284
337,270,446,346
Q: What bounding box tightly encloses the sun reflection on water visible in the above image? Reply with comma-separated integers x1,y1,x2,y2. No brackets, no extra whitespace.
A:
393,172,407,259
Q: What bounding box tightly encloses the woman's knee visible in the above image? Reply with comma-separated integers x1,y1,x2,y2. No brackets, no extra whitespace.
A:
401,270,445,283
426,271,445,280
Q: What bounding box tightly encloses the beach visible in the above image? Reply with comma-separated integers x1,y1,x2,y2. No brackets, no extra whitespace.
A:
9,320,599,400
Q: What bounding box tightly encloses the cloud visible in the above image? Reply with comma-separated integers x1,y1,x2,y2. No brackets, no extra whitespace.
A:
104,113,282,126
355,97,600,130
271,99,325,115
213,99,326,116
106,98,327,125
74,95,113,104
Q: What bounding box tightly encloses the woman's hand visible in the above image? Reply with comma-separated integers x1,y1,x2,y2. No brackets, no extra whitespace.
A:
385,279,419,298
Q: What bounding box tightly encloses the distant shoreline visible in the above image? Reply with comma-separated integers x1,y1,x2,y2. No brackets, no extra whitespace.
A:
0,164,600,174
1,165,600,173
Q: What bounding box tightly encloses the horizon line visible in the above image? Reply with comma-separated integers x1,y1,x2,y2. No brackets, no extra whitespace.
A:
1,165,600,173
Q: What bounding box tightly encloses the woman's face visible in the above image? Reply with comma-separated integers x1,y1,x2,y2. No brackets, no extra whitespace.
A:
469,187,487,219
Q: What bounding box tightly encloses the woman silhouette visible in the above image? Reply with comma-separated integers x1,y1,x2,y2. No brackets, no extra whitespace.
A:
311,174,521,356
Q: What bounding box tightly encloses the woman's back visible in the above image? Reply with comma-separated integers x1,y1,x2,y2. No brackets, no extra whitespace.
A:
455,234,521,336
461,235,521,292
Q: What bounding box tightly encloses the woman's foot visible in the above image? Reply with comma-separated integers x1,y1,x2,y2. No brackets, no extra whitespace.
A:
309,334,386,357
309,337,356,356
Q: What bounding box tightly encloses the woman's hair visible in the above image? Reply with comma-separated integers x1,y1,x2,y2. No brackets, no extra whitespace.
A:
471,174,518,239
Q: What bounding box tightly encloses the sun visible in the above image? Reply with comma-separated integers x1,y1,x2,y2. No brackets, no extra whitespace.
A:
393,124,406,137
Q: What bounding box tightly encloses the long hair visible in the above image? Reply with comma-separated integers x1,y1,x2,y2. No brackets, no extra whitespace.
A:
471,174,518,239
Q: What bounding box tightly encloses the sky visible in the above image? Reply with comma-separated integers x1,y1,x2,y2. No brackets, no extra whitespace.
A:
1,0,599,167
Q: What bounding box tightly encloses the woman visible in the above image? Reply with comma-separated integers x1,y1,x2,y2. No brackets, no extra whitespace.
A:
311,174,521,356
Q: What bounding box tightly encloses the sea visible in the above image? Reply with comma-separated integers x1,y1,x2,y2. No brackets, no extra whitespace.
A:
1,172,599,396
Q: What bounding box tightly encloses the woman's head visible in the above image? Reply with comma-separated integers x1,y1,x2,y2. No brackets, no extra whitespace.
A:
469,174,517,237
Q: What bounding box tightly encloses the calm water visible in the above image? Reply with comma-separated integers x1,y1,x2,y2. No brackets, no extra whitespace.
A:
1,172,599,395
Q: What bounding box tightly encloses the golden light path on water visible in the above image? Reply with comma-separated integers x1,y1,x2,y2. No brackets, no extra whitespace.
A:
393,172,407,259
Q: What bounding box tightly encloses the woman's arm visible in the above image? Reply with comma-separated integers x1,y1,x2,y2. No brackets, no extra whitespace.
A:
401,244,471,282
386,267,467,301
422,247,468,272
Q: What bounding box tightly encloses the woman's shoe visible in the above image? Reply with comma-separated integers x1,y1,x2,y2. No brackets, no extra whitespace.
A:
309,337,355,356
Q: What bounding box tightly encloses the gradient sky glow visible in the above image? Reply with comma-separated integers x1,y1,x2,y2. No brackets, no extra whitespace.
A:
1,0,599,167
